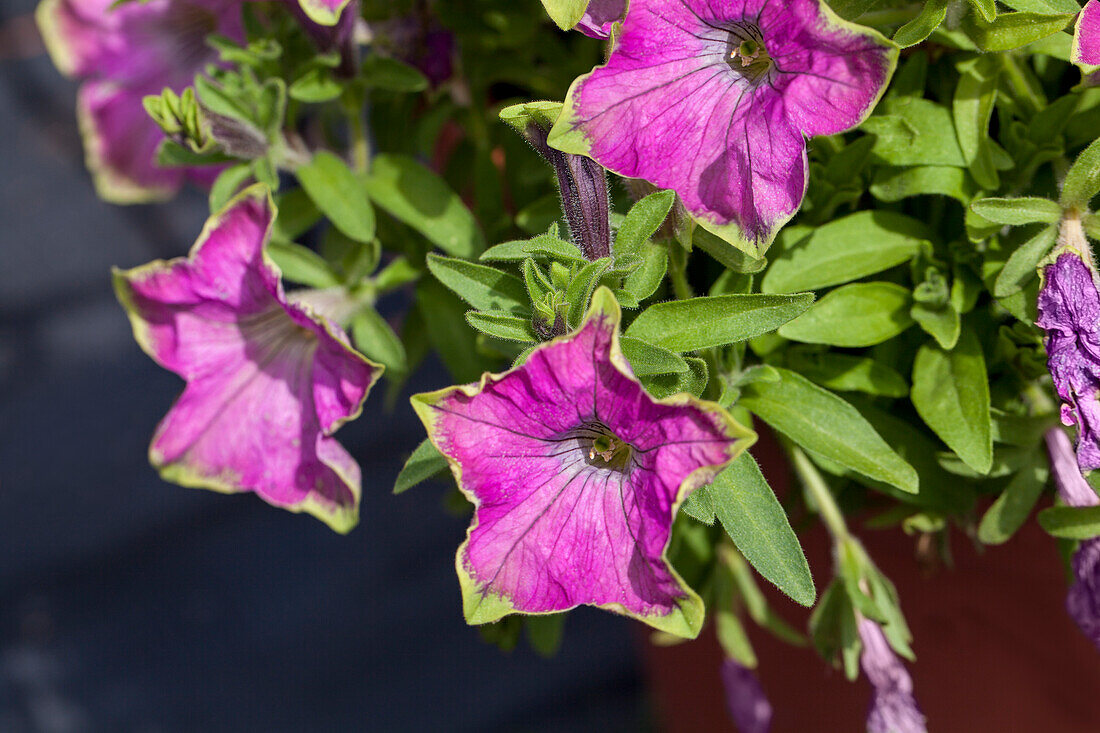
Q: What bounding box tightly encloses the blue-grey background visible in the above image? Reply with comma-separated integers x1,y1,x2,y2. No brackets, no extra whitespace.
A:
0,4,645,730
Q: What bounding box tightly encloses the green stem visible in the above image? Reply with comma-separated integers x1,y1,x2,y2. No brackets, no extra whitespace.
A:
350,119,370,174
788,445,850,542
668,244,694,300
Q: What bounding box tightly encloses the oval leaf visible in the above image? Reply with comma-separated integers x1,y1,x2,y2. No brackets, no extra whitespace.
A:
778,283,914,347
296,151,376,243
626,293,814,352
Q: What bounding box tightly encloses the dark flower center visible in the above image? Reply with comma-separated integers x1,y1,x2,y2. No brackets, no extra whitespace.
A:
724,23,772,84
573,421,634,472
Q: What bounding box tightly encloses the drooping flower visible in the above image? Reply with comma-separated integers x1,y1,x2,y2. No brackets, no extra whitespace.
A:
548,0,897,256
575,0,625,39
411,288,754,637
1045,427,1100,649
720,659,772,733
113,185,382,532
36,0,244,203
1036,249,1100,472
1073,0,1100,68
858,618,927,733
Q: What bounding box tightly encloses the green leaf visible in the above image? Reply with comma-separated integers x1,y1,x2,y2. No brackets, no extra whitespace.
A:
762,211,930,294
641,357,708,399
393,439,448,494
692,227,767,273
786,350,909,398
525,614,566,657
910,303,961,350
615,190,675,256
709,454,815,607
351,307,407,374
778,283,914,347
681,484,716,524
870,165,978,204
625,293,814,352
715,610,757,667
741,368,918,493
271,189,322,243
296,151,376,243
265,240,341,288
1001,0,1080,11
465,311,537,343
499,101,563,136
992,225,1057,298
538,0,587,29
1037,505,1100,539
480,234,585,264
911,328,993,474
416,278,482,382
620,242,669,303
893,0,948,47
953,56,1000,190
426,254,529,315
619,336,689,376
288,67,343,103
208,163,253,212
365,154,484,257
962,11,1076,51
977,453,1049,544
971,197,1063,226
967,0,996,22
360,55,428,92
565,258,612,326
865,99,966,167
1061,137,1100,211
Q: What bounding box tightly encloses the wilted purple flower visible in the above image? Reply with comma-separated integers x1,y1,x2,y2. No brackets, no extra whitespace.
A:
858,618,927,733
575,0,625,39
720,659,772,733
1074,0,1100,67
1037,250,1100,472
36,0,243,203
411,288,754,637
113,186,382,532
548,0,897,255
1045,427,1100,649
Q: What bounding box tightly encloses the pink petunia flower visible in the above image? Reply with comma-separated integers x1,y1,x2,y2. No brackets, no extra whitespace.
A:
113,185,382,532
411,288,754,637
36,0,244,203
1073,0,1100,68
548,0,897,256
858,617,927,733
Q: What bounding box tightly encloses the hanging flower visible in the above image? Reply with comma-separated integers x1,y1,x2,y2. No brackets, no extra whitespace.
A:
575,0,625,39
411,288,754,638
858,618,927,733
113,186,382,532
1073,0,1100,68
36,0,244,203
1036,249,1100,472
720,659,772,733
1045,427,1100,649
548,0,897,256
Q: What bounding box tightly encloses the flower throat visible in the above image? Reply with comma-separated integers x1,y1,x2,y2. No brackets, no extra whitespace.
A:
725,23,772,84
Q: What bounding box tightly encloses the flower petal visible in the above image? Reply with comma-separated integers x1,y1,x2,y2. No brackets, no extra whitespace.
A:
1074,0,1100,68
296,0,352,27
413,288,753,637
114,186,382,532
575,0,625,38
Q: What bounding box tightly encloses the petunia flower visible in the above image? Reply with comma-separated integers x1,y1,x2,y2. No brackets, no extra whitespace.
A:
36,0,244,203
1045,427,1100,649
295,0,351,27
720,659,772,733
411,288,754,637
575,0,625,39
548,0,897,256
858,617,927,733
1073,0,1100,69
113,185,382,533
1036,249,1100,472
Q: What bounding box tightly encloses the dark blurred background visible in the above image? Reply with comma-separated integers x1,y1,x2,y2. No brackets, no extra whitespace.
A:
0,3,647,730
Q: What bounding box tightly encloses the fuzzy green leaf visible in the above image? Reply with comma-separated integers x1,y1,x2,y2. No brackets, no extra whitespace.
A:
970,197,1063,226
778,283,914,347
296,151,376,243
977,453,1049,544
1061,137,1100,210
626,293,814,352
426,254,529,315
1037,506,1100,539
393,439,449,494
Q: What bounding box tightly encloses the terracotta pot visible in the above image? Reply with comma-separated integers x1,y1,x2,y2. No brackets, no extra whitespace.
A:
642,433,1100,733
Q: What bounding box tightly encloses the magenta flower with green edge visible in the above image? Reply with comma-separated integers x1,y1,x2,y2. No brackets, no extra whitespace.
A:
1073,0,1100,68
547,0,897,257
720,659,772,733
1037,250,1100,472
113,185,383,533
858,618,927,733
1045,428,1100,650
575,0,625,38
295,0,351,26
35,0,243,203
411,288,754,638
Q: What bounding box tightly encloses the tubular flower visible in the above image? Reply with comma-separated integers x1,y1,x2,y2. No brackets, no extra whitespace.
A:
548,0,897,256
720,659,772,733
575,0,625,39
1073,0,1100,68
858,618,927,733
36,0,243,203
1036,249,1100,472
1045,428,1100,650
411,288,754,638
113,186,382,533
